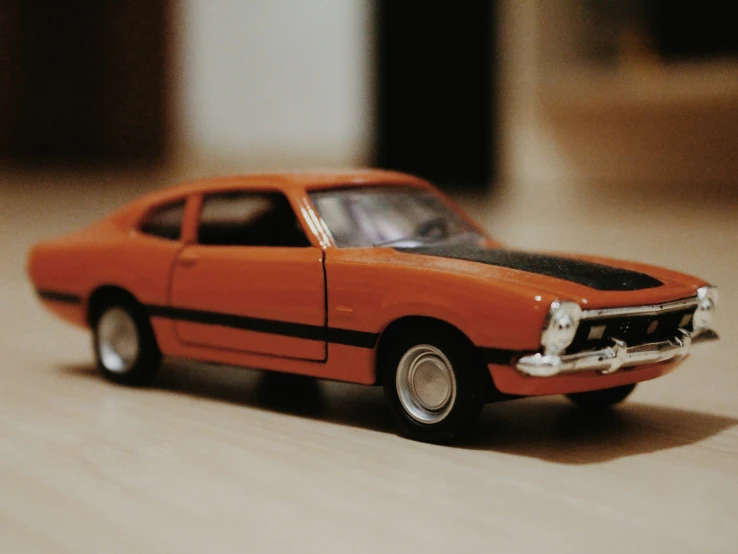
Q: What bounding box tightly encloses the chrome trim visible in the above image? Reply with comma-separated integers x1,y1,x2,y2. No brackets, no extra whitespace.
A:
516,328,716,377
694,285,718,332
97,307,140,373
396,344,457,424
697,285,719,304
541,301,581,356
692,329,719,344
580,296,698,320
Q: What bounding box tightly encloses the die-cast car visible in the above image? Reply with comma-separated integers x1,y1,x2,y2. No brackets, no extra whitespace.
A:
28,170,719,442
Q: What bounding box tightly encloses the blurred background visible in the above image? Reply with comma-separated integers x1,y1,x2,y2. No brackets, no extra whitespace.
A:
3,0,737,194
2,2,738,552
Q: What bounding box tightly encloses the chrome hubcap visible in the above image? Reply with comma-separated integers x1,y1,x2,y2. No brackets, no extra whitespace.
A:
97,308,139,373
396,344,456,424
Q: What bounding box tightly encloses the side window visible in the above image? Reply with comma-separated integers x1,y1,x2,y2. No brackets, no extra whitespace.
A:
197,191,311,247
140,200,186,240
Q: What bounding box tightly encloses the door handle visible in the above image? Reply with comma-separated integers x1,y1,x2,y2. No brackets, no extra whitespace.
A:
178,252,199,267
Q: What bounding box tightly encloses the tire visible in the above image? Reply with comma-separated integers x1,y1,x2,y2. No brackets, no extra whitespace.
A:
381,330,485,443
93,300,161,386
566,383,637,410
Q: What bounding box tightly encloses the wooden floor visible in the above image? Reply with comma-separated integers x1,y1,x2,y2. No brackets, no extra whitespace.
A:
1,170,737,553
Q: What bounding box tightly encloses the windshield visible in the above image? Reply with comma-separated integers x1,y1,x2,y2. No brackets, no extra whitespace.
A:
309,186,486,248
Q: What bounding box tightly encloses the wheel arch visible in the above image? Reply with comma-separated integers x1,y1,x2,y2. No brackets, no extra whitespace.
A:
86,285,142,327
374,315,497,397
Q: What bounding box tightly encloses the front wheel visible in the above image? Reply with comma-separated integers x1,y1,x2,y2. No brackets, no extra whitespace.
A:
565,383,637,410
381,331,485,443
93,301,161,386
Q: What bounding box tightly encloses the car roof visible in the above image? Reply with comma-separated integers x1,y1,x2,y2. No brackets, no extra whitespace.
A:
143,169,430,205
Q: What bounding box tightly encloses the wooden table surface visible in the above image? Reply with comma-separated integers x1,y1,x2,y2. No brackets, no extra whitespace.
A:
1,171,736,553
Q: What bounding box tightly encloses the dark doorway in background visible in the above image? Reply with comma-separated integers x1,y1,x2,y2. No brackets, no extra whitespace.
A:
0,0,168,165
375,2,496,190
648,0,738,60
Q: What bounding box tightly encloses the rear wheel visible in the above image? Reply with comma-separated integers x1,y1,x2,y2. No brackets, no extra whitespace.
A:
381,330,485,443
566,383,637,410
93,300,161,385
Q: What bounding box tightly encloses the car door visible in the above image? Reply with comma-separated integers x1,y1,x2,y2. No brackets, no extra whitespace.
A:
169,189,327,361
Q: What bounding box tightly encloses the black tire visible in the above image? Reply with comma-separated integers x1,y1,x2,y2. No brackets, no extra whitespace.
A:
381,330,485,443
566,383,637,410
92,299,161,386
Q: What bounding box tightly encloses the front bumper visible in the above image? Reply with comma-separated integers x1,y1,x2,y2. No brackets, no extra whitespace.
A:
516,329,718,377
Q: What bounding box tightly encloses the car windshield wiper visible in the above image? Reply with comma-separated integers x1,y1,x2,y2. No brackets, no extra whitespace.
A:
372,217,449,247
375,229,484,248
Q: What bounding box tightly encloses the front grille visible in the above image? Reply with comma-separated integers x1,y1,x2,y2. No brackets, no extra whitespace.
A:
567,307,696,354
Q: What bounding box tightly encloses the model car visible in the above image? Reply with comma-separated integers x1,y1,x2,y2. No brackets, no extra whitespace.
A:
27,170,719,443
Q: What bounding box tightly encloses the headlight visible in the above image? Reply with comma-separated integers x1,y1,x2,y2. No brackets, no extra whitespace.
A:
541,301,582,355
693,286,718,331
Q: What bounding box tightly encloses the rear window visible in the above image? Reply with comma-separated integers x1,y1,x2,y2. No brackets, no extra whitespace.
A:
140,200,186,240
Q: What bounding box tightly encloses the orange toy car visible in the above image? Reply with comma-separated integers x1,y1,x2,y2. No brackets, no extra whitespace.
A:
28,170,719,442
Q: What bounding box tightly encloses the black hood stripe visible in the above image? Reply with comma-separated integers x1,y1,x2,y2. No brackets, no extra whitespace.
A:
398,246,663,292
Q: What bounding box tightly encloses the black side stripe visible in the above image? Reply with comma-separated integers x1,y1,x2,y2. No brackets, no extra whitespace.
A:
479,346,521,365
37,289,83,305
326,327,379,349
146,304,378,349
36,289,518,361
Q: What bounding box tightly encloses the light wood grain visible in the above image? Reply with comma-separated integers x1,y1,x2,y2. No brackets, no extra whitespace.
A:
1,171,737,553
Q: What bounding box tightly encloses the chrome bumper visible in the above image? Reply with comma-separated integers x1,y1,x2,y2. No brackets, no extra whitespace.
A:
516,329,718,377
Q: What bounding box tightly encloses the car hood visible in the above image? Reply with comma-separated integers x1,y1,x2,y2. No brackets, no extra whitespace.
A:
394,244,705,309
